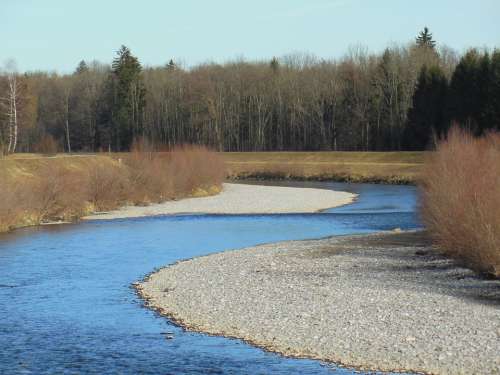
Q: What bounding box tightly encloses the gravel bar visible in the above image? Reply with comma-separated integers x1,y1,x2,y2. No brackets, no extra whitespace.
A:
138,231,500,375
84,183,355,220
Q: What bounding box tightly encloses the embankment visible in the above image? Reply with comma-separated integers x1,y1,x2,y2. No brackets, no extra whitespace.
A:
0,147,225,233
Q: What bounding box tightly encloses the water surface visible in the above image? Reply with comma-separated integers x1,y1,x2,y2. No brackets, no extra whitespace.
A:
0,182,420,374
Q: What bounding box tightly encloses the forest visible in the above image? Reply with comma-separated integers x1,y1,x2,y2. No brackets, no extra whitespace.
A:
1,28,499,153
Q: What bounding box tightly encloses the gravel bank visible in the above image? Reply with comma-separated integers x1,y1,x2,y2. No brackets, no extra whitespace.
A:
84,183,355,220
138,231,500,375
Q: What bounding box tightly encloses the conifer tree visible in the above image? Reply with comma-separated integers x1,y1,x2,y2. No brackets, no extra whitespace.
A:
74,60,89,75
108,45,146,150
404,65,448,150
270,57,280,73
416,27,436,49
167,59,176,71
489,50,500,130
447,49,481,133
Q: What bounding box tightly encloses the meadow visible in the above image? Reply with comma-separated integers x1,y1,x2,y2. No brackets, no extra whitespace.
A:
224,151,425,184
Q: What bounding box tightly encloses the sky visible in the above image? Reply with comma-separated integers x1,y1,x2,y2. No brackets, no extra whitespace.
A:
1,0,499,73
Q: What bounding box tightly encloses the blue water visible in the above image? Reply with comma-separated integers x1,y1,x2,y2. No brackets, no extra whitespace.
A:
0,182,420,375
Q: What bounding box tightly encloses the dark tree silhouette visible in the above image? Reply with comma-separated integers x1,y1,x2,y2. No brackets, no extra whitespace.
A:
416,27,436,49
404,65,448,150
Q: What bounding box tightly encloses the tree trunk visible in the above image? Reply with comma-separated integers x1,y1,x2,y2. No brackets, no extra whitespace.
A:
65,92,71,153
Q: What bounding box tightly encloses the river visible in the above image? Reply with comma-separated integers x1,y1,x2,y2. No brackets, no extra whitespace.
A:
0,182,420,374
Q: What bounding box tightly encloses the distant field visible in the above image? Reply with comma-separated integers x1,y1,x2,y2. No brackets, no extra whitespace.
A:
222,151,426,184
0,154,111,179
1,151,426,184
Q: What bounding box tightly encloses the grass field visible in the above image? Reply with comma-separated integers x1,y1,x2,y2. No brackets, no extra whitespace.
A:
2,151,426,184
223,151,426,184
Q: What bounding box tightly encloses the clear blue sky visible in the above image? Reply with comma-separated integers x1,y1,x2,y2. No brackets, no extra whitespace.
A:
2,0,499,73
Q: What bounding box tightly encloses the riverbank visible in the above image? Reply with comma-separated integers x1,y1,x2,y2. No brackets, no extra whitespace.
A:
223,151,424,184
138,231,500,375
84,183,356,220
0,147,225,233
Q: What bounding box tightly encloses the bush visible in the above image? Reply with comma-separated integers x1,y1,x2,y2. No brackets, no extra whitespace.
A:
22,164,88,223
421,127,500,277
86,162,129,211
124,143,225,203
168,145,226,196
0,145,226,232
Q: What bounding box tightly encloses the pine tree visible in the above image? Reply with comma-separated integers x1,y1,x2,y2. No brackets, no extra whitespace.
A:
489,50,500,130
477,52,492,131
446,49,481,133
416,27,436,49
74,60,89,75
270,57,280,73
109,45,146,150
167,59,176,71
404,65,448,150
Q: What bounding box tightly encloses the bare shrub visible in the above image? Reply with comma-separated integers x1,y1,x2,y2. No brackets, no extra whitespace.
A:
421,127,500,277
0,145,225,232
169,145,225,196
124,144,225,203
123,140,173,204
86,162,128,211
22,164,88,223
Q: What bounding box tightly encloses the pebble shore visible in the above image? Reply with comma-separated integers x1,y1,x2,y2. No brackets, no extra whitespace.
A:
138,231,500,375
84,183,355,220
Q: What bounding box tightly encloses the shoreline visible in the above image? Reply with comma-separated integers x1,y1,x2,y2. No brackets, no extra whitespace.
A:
83,183,356,220
227,173,416,185
138,231,500,375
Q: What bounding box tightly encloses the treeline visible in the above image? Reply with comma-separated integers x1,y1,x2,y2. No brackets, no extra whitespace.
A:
1,28,499,153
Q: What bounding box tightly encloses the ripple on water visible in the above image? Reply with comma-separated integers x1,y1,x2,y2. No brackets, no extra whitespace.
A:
0,182,419,374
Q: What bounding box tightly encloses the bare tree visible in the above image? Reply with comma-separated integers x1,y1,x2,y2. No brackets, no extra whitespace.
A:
0,60,22,154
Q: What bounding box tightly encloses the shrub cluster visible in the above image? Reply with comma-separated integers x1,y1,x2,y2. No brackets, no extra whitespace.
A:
0,146,225,232
421,127,500,277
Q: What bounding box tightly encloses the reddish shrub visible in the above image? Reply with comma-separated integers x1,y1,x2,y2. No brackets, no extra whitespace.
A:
421,127,500,276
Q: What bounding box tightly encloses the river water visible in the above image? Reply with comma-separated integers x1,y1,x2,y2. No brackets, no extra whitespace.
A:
0,182,420,374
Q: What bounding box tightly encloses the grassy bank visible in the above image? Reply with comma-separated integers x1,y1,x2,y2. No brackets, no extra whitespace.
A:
223,151,425,184
0,146,225,233
422,128,500,277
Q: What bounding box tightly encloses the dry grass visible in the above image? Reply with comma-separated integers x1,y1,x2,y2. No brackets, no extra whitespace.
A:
223,151,424,184
421,128,500,277
0,146,225,232
0,171,23,232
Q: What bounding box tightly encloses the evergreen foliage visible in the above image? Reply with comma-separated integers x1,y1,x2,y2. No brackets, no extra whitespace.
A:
74,60,88,75
270,57,280,73
167,59,176,70
416,27,436,49
107,45,146,151
404,65,448,150
447,49,500,135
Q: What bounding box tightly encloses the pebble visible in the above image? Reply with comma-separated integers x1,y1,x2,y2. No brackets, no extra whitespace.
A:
139,231,500,375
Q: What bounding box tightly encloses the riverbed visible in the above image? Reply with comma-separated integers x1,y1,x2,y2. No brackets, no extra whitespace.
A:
0,182,419,374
